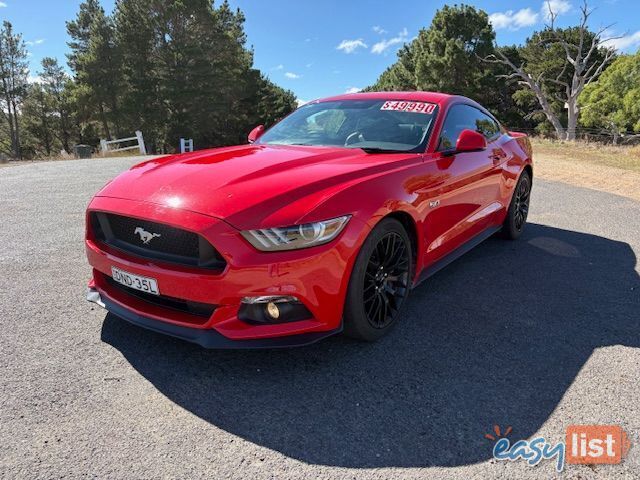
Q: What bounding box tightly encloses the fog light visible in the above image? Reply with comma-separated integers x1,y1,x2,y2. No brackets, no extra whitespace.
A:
239,295,312,324
266,302,280,319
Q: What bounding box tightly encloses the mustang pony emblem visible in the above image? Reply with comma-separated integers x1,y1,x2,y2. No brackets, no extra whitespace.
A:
134,227,161,244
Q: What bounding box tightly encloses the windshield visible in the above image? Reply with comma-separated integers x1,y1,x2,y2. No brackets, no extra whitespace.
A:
258,99,438,153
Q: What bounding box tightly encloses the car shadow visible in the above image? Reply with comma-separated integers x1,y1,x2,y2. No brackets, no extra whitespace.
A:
100,223,640,468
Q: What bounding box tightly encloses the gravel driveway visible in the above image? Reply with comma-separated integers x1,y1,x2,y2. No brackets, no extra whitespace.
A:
1,156,639,479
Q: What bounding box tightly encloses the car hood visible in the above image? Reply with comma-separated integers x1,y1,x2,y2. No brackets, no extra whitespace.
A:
97,144,418,229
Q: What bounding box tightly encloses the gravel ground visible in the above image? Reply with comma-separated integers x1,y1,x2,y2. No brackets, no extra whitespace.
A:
1,156,639,479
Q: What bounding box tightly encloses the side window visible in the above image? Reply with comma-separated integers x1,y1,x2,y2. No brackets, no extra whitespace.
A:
437,105,478,151
474,112,501,140
437,105,501,151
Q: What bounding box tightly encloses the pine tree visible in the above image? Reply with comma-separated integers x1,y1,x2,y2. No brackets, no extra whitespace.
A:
112,0,295,151
40,58,74,152
368,5,496,104
67,0,103,71
68,0,123,139
0,21,29,159
22,83,56,157
114,0,162,148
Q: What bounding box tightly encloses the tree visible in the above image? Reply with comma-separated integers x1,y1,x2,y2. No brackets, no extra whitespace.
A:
40,58,74,152
113,0,295,151
0,21,29,159
246,73,297,131
7,1,295,158
412,5,496,101
484,1,617,140
67,0,122,139
579,52,640,143
22,83,56,157
365,5,532,125
367,44,418,92
368,6,496,102
66,0,103,71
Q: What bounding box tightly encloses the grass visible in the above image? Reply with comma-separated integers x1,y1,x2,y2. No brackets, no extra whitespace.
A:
530,138,640,172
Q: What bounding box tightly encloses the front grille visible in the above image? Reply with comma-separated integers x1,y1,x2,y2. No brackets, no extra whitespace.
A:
90,212,225,270
105,275,216,318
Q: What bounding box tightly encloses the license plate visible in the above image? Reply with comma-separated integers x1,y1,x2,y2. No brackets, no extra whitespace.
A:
111,267,159,296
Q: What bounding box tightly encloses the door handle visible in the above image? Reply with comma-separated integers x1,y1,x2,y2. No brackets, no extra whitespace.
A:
490,148,507,163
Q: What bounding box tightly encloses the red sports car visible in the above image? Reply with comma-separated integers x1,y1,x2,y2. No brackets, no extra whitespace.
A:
86,92,532,348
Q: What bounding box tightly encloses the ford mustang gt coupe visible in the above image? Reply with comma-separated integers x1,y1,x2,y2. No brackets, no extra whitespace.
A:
86,91,532,348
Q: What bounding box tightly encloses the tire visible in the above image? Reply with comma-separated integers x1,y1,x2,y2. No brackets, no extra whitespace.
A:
343,218,413,341
501,170,532,240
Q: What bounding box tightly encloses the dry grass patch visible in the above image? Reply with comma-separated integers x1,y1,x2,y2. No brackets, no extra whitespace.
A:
531,138,640,202
531,138,640,172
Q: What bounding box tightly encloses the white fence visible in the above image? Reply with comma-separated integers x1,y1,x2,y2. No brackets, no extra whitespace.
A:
100,131,146,155
180,138,194,153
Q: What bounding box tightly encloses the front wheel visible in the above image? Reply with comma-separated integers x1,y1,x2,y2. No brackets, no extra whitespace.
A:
343,218,413,341
501,170,531,240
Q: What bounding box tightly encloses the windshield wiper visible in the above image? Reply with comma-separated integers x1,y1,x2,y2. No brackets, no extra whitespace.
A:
359,147,410,154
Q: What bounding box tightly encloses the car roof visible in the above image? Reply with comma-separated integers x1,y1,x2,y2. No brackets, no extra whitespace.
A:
312,91,472,108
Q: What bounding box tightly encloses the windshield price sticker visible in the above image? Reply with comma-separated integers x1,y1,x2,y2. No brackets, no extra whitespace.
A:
381,101,436,114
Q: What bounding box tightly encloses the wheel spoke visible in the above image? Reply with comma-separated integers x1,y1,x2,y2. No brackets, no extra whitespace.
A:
380,292,389,324
364,289,377,303
366,292,378,319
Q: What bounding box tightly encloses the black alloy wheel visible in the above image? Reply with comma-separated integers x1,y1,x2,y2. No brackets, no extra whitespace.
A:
502,171,532,240
513,174,531,231
363,232,410,329
344,218,413,341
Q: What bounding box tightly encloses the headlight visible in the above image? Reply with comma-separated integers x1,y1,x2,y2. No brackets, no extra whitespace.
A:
241,215,351,251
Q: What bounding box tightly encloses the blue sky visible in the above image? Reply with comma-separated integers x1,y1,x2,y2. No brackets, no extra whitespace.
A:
2,0,639,103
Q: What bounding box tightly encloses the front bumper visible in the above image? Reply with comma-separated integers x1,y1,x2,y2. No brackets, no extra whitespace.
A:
86,196,368,347
87,287,341,348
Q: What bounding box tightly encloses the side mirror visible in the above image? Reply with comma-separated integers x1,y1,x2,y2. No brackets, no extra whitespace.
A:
248,125,265,144
455,129,487,153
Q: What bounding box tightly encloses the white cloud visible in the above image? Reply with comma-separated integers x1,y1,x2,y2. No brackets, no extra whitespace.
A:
345,87,361,94
272,64,284,70
372,26,387,35
285,72,301,79
604,31,640,51
296,98,308,107
489,2,571,31
336,38,368,54
489,8,539,30
0,2,7,7
371,28,409,54
28,75,43,84
306,62,313,68
25,39,45,46
542,0,572,22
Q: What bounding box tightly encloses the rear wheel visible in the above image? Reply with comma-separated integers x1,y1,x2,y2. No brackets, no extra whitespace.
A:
344,218,412,341
501,171,531,240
